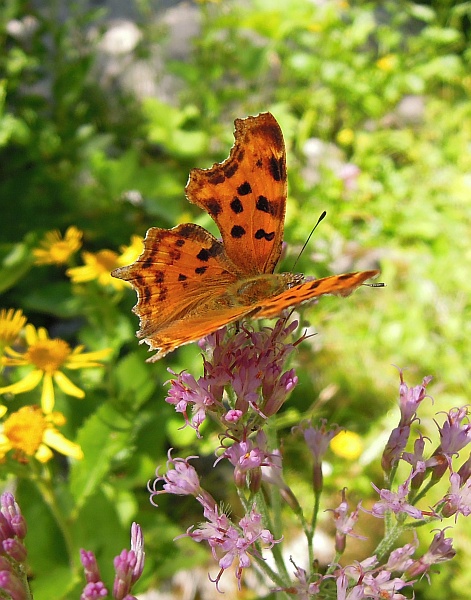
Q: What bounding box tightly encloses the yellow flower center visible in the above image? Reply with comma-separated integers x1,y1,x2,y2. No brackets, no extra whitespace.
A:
48,241,76,263
26,339,72,374
95,250,120,272
4,406,47,455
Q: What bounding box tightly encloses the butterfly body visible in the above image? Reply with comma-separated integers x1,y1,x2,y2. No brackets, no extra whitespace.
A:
112,112,379,361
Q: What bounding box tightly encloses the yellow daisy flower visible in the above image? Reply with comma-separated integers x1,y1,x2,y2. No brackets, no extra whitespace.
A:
0,405,83,463
0,309,27,347
0,324,111,414
33,226,83,265
67,235,143,290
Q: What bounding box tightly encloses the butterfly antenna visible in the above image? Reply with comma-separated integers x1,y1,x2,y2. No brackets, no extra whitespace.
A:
291,211,327,271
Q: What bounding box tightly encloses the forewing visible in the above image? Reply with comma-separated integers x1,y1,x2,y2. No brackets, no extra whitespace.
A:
254,270,380,318
185,112,287,276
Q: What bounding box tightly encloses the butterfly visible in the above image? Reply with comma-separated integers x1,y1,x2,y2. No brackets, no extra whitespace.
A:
112,112,379,361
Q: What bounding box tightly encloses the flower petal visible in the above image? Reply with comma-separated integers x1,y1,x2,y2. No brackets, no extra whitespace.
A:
35,443,54,463
53,371,85,398
41,373,55,414
43,428,83,460
0,369,43,395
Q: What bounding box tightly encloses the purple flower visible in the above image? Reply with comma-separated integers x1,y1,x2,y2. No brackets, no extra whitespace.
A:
81,581,108,600
81,523,145,600
428,407,471,482
165,370,219,435
275,562,324,598
149,450,204,506
296,418,342,464
80,549,102,583
441,471,471,519
326,489,365,553
186,502,280,591
397,370,432,427
401,434,440,489
370,468,429,520
294,418,342,493
405,529,456,578
0,570,29,600
0,493,27,540
385,538,418,573
435,407,471,457
381,372,433,474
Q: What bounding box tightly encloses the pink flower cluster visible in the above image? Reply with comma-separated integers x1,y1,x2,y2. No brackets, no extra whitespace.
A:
0,492,28,600
80,522,145,600
151,322,471,596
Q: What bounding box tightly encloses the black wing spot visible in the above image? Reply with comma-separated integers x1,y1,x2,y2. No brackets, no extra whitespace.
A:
269,156,286,182
237,181,252,195
254,229,275,241
175,238,186,247
338,273,355,280
168,248,181,261
256,158,263,168
308,280,321,290
208,172,225,185
178,273,187,281
256,195,271,213
196,248,210,262
208,241,223,257
143,288,152,303
230,197,244,214
224,162,238,178
142,257,154,269
206,198,222,216
195,266,208,275
178,224,194,238
231,225,246,239
154,270,165,284
159,286,168,301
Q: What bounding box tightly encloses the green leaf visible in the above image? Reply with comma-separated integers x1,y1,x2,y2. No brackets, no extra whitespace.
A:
70,402,135,509
0,242,34,293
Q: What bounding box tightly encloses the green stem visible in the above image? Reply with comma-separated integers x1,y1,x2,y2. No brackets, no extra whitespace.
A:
31,461,77,573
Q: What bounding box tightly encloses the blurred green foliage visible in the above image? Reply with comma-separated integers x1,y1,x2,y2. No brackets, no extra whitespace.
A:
1,0,471,598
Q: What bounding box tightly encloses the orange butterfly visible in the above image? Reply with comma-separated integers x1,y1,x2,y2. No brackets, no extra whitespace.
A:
112,113,379,361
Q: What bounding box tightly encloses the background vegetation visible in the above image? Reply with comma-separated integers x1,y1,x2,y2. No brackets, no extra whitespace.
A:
1,0,470,598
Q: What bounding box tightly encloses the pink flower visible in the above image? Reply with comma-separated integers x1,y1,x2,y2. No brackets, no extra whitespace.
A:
186,502,280,591
441,471,471,519
149,450,207,506
405,529,455,578
370,468,429,520
397,370,432,427
327,489,365,553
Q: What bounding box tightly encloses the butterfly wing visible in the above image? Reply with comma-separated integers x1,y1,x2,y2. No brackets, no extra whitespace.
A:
112,223,254,359
186,112,287,276
253,270,380,318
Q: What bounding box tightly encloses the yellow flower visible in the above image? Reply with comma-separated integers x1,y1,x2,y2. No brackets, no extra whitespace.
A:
0,324,111,414
0,405,83,462
0,309,27,346
67,235,143,290
376,54,397,72
33,226,83,265
337,128,355,146
330,430,363,460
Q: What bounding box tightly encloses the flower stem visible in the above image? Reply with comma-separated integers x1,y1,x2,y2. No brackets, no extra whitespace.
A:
31,461,78,573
